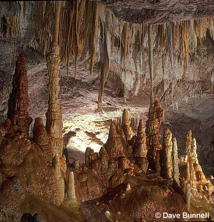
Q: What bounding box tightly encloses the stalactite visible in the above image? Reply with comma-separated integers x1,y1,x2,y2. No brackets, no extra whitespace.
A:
97,12,111,111
148,25,154,104
169,22,174,67
180,21,190,71
31,1,214,84
89,3,100,76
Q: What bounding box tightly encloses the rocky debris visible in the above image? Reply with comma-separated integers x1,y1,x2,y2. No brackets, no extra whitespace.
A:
7,53,32,135
146,100,164,172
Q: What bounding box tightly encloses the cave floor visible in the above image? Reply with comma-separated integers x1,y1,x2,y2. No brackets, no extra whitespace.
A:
62,91,214,180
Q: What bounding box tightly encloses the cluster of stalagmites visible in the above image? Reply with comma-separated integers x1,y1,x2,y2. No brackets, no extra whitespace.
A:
69,101,214,208
0,53,67,220
0,54,213,220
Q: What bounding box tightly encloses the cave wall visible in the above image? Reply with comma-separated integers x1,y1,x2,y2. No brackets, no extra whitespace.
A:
0,2,214,122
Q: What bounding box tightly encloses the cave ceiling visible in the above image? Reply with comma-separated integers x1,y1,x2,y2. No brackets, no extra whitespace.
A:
91,0,214,24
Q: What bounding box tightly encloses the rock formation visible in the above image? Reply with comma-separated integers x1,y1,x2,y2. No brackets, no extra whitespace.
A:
180,130,214,211
121,109,133,141
46,44,64,155
33,117,49,148
7,53,32,135
133,119,148,172
67,171,76,201
172,137,180,186
105,121,126,159
162,128,173,179
133,119,147,158
146,100,164,172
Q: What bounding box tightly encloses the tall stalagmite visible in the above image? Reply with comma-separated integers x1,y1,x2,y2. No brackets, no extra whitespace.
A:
172,137,180,185
162,128,173,179
46,2,63,148
7,53,32,135
146,100,164,172
45,1,66,204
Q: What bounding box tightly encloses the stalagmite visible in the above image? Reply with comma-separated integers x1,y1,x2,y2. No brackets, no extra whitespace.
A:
105,121,125,159
186,182,191,211
133,119,147,158
99,147,109,169
45,1,66,205
85,147,94,167
33,117,49,147
46,1,63,155
7,53,32,135
162,128,173,179
122,109,133,141
172,137,180,186
67,171,76,201
186,130,192,182
146,100,164,172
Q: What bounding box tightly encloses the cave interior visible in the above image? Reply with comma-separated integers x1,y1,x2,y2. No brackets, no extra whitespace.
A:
0,1,214,222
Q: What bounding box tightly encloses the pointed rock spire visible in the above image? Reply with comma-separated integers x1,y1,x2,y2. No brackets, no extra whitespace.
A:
7,53,32,135
105,121,126,158
122,109,133,141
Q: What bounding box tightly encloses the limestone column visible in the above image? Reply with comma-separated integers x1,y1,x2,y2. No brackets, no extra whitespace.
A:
45,2,66,206
46,2,63,155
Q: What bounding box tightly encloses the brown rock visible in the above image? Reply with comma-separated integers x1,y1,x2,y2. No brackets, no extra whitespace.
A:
122,109,134,141
161,128,173,179
85,147,94,166
7,53,32,135
33,117,49,147
146,100,163,172
133,119,147,158
118,157,130,170
105,121,126,159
